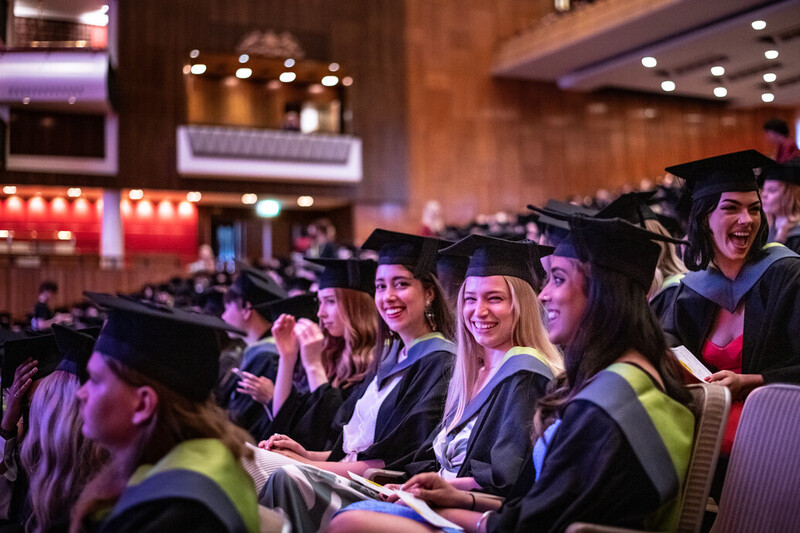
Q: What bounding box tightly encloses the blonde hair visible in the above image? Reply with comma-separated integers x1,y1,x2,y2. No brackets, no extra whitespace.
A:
645,219,687,298
444,276,563,433
324,288,378,388
765,182,800,243
20,371,107,533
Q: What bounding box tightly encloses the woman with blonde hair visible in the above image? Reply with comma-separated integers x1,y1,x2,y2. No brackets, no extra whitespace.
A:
248,258,379,450
760,160,800,253
0,326,106,533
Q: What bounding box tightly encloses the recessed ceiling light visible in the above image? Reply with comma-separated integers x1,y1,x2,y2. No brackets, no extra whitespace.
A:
661,80,676,92
751,20,766,30
641,57,657,68
186,191,202,202
236,68,252,79
241,193,258,205
763,73,777,83
190,64,207,75
328,63,340,72
256,199,281,218
3,186,17,194
342,76,353,87
321,75,339,87
280,72,297,83
238,54,249,63
762,93,775,103
67,188,82,198
710,66,725,76
297,196,314,207
765,50,779,59
189,49,200,59
129,189,144,200
713,87,727,98
284,58,295,68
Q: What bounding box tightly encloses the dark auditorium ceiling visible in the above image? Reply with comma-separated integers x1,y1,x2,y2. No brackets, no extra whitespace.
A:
493,0,800,108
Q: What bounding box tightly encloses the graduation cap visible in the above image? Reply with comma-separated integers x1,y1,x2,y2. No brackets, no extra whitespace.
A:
2,333,60,389
361,229,445,278
594,190,658,228
52,324,99,384
759,159,800,187
529,208,687,290
665,149,776,200
307,258,377,295
85,292,245,402
253,293,319,323
232,263,288,306
439,234,554,288
529,200,597,243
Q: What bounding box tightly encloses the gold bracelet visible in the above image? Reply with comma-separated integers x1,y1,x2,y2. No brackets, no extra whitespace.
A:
476,510,493,532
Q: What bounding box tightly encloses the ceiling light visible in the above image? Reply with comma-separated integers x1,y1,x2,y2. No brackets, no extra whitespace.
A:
182,65,191,75
308,84,324,94
57,231,72,241
297,196,314,207
713,87,727,98
329,63,340,72
765,50,779,59
280,72,297,83
751,20,766,30
321,75,339,87
641,57,657,68
129,189,144,200
189,49,200,59
241,193,258,205
67,188,82,198
68,96,77,104
22,97,30,104
342,76,353,87
0,230,9,238
256,199,281,218
186,191,202,202
101,5,109,13
710,66,725,76
236,68,252,79
190,64,207,75
661,80,676,92
763,73,777,83
284,58,295,68
762,93,775,103
266,80,281,90
3,186,17,194
238,54,249,63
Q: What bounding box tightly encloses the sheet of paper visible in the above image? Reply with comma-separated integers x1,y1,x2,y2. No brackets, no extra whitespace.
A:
671,346,712,381
347,471,464,531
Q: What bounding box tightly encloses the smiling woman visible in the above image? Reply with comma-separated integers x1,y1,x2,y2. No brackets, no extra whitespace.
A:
660,150,800,494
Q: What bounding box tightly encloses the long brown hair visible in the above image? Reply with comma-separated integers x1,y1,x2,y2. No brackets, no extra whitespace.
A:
323,288,378,388
70,356,253,532
20,371,108,533
532,259,689,441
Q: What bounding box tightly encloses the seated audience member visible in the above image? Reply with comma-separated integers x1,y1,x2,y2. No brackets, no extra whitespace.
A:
330,214,694,533
255,230,456,531
218,265,288,435
659,150,800,493
760,160,800,254
71,293,259,533
1,325,106,532
249,259,378,450
763,117,800,163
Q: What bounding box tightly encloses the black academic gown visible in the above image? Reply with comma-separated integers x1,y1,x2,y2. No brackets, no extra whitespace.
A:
216,336,280,436
660,245,800,384
487,406,662,533
487,364,693,532
326,335,455,471
251,380,360,450
404,348,552,496
783,225,800,255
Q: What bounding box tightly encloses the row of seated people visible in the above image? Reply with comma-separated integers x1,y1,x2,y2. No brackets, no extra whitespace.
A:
0,149,798,533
